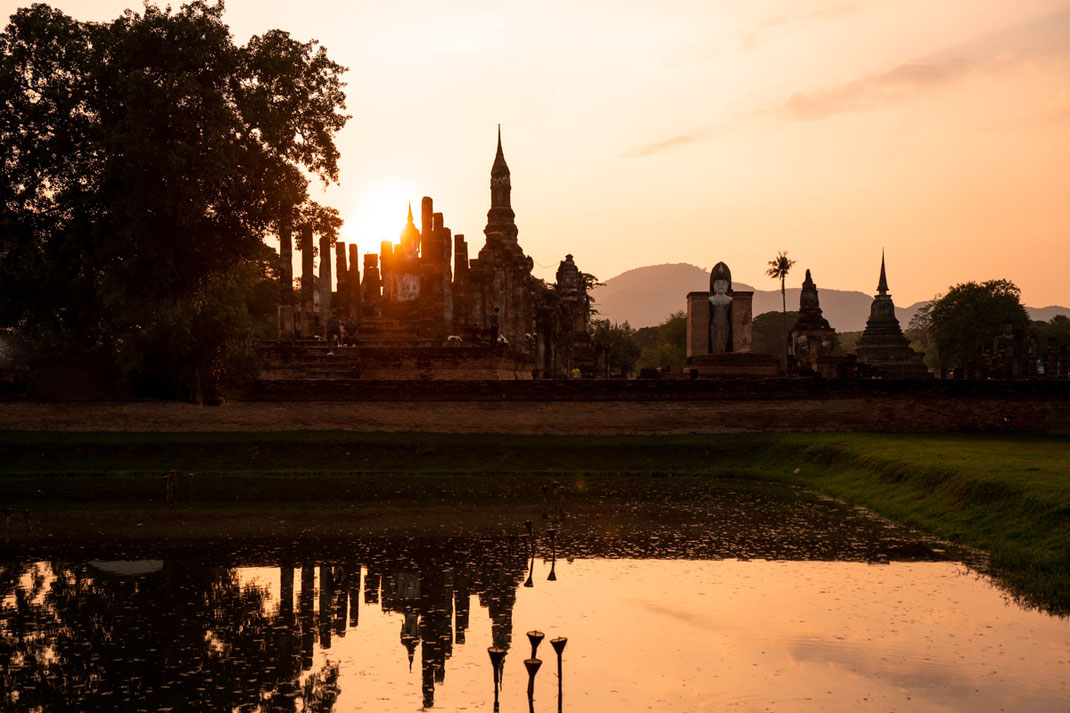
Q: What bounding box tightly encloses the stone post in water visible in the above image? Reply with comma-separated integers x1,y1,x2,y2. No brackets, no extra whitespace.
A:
300,224,315,338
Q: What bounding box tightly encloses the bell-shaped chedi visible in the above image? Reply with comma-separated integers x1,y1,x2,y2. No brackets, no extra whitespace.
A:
854,253,929,379
790,269,836,373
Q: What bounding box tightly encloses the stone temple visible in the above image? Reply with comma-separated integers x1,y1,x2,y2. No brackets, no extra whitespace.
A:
854,253,929,379
263,129,601,381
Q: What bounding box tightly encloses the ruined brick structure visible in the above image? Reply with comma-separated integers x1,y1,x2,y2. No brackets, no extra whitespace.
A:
684,262,778,378
269,128,592,380
535,254,601,378
463,127,536,345
789,269,837,373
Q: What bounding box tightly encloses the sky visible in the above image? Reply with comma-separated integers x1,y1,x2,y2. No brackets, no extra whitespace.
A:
4,0,1069,307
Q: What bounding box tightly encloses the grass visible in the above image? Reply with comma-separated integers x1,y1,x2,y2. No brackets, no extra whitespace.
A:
1,431,1068,612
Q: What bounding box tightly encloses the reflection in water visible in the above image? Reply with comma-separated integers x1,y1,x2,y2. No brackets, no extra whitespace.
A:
3,482,1069,712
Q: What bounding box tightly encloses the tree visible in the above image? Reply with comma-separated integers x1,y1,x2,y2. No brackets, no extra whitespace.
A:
0,2,348,399
591,319,640,377
751,310,799,357
765,251,796,366
909,280,1029,371
635,311,686,372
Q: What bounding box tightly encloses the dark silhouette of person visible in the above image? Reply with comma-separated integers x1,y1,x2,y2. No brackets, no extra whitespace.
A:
325,312,342,353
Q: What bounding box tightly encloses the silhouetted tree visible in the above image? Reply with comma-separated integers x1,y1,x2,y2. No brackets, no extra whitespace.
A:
751,310,799,357
591,319,640,377
635,311,686,371
909,280,1029,371
765,251,796,366
0,2,348,400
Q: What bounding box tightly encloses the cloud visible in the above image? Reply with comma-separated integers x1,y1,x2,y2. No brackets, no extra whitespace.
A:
780,58,971,120
743,5,858,52
621,129,712,158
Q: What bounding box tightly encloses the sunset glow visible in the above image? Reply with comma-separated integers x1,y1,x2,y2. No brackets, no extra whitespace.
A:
6,0,1067,306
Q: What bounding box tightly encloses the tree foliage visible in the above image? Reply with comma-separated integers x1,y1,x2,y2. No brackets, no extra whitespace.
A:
0,2,348,399
635,311,686,371
751,310,799,357
591,319,640,377
909,280,1029,370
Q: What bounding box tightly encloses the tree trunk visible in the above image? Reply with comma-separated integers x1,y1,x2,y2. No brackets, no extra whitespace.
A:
780,278,788,370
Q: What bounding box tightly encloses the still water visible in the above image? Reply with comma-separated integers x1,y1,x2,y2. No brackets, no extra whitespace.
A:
3,483,1068,712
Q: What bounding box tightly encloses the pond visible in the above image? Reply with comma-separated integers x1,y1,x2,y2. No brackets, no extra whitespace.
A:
3,481,1068,712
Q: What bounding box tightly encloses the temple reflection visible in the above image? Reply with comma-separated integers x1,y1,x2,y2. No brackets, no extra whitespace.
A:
2,490,962,712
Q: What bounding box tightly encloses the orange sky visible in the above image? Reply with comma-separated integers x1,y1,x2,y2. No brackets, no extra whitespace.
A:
4,0,1069,306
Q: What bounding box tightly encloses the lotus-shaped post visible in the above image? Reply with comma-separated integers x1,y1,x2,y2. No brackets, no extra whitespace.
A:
524,549,535,588
524,657,542,701
551,637,567,712
527,630,545,659
488,646,506,711
547,527,558,581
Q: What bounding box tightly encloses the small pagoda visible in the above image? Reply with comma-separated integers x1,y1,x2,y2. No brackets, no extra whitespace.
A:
854,253,929,379
789,269,837,373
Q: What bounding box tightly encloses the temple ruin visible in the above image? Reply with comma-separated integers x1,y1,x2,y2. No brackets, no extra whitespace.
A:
854,253,930,379
262,128,598,381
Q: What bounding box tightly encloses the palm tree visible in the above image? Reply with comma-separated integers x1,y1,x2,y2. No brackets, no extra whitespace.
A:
766,251,796,368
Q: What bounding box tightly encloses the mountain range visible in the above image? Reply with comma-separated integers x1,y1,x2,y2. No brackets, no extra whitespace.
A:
589,263,1069,332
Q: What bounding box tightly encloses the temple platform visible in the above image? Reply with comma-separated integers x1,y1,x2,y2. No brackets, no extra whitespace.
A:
685,353,780,379
257,340,535,383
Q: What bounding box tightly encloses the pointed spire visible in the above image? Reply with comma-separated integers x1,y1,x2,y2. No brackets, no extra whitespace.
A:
492,124,509,176
877,249,889,295
407,201,413,223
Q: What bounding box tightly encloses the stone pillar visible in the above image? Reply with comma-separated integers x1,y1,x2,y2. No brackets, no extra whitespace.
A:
300,224,315,338
319,234,332,329
335,242,348,316
686,292,711,358
277,215,295,340
421,197,433,240
348,243,362,319
730,291,753,353
441,226,453,323
362,253,381,317
379,241,394,303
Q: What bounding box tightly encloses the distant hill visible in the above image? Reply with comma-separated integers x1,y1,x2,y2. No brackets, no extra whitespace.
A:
590,263,1068,332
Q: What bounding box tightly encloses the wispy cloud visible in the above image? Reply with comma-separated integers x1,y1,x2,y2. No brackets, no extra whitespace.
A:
780,58,971,120
621,127,718,158
743,4,858,51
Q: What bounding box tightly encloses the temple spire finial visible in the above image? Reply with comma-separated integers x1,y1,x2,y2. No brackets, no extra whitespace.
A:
407,201,413,223
877,249,889,295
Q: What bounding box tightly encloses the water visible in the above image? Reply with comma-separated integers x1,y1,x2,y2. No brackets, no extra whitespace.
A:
3,481,1068,712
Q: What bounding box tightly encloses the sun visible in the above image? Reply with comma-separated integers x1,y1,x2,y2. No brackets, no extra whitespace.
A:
341,179,422,259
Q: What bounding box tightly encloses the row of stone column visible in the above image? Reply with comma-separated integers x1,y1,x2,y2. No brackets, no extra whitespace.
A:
277,222,362,340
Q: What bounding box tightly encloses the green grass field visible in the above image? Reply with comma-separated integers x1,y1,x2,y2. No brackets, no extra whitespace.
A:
2,431,1068,612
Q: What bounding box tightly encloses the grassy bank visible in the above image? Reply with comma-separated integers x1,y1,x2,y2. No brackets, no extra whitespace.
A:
1,431,1068,612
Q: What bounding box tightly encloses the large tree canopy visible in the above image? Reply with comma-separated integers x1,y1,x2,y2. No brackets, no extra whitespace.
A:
909,280,1029,371
0,1,347,398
